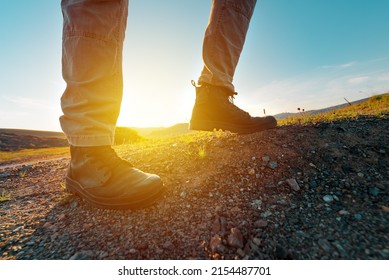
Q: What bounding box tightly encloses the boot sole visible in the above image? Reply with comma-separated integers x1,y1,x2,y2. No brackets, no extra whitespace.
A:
189,118,277,134
65,176,165,210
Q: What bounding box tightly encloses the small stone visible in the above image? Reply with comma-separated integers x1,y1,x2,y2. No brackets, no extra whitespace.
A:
286,178,300,191
69,250,94,260
83,223,93,229
252,237,261,246
254,219,268,228
98,251,109,259
310,181,318,188
268,161,278,169
318,239,332,252
43,222,53,229
237,248,245,257
252,156,256,161
180,191,186,199
162,240,173,249
12,226,23,233
251,199,262,209
323,195,334,202
369,187,380,196
210,235,224,253
261,211,272,218
277,198,288,205
129,248,137,254
262,156,270,163
70,200,78,209
0,172,10,178
248,168,255,175
211,217,221,234
357,172,364,178
227,228,244,249
333,241,348,258
58,214,66,221
338,210,349,215
354,213,362,220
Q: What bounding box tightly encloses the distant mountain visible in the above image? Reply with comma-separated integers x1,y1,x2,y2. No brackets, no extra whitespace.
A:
132,123,192,138
274,96,370,120
0,128,66,139
130,126,166,137
0,129,68,151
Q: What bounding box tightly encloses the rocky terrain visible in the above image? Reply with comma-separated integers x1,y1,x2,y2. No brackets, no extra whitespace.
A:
0,115,388,260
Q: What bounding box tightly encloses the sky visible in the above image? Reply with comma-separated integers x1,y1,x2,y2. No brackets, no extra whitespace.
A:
1,0,389,132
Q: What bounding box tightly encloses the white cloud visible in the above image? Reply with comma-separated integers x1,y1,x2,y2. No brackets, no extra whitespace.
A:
321,62,355,69
348,76,370,84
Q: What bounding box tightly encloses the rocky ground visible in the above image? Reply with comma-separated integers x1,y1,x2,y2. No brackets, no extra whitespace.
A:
0,115,388,260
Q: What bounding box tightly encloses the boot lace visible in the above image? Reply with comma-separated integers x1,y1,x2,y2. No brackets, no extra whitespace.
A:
226,92,251,118
84,146,133,176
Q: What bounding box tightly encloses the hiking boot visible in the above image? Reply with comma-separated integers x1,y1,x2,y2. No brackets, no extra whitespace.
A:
65,145,164,210
189,81,277,134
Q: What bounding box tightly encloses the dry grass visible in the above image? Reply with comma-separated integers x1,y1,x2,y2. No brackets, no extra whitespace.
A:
278,93,389,125
0,147,69,165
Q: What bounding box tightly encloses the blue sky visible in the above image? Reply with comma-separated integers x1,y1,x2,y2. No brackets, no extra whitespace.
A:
1,0,389,131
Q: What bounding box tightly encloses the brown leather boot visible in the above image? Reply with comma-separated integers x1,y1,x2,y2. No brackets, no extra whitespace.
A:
189,81,277,134
65,145,164,210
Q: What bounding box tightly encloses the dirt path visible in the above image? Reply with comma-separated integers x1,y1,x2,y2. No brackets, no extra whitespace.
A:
0,116,388,259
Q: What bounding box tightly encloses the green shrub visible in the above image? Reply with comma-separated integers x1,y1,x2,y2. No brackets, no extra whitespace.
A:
114,127,143,145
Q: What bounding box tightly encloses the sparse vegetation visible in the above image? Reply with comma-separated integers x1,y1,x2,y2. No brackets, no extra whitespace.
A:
0,190,11,202
198,146,207,159
18,170,27,178
278,93,389,125
0,147,70,165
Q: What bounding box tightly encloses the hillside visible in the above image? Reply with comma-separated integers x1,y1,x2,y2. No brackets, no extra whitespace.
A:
0,94,388,260
0,112,388,260
0,129,68,152
274,94,387,120
1,94,386,152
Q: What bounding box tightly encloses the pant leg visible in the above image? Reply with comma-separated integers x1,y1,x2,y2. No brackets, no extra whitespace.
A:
60,0,128,146
198,0,257,92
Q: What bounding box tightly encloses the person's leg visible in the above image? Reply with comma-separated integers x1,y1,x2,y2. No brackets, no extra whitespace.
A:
61,0,127,146
60,0,164,209
190,0,277,134
199,0,257,92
